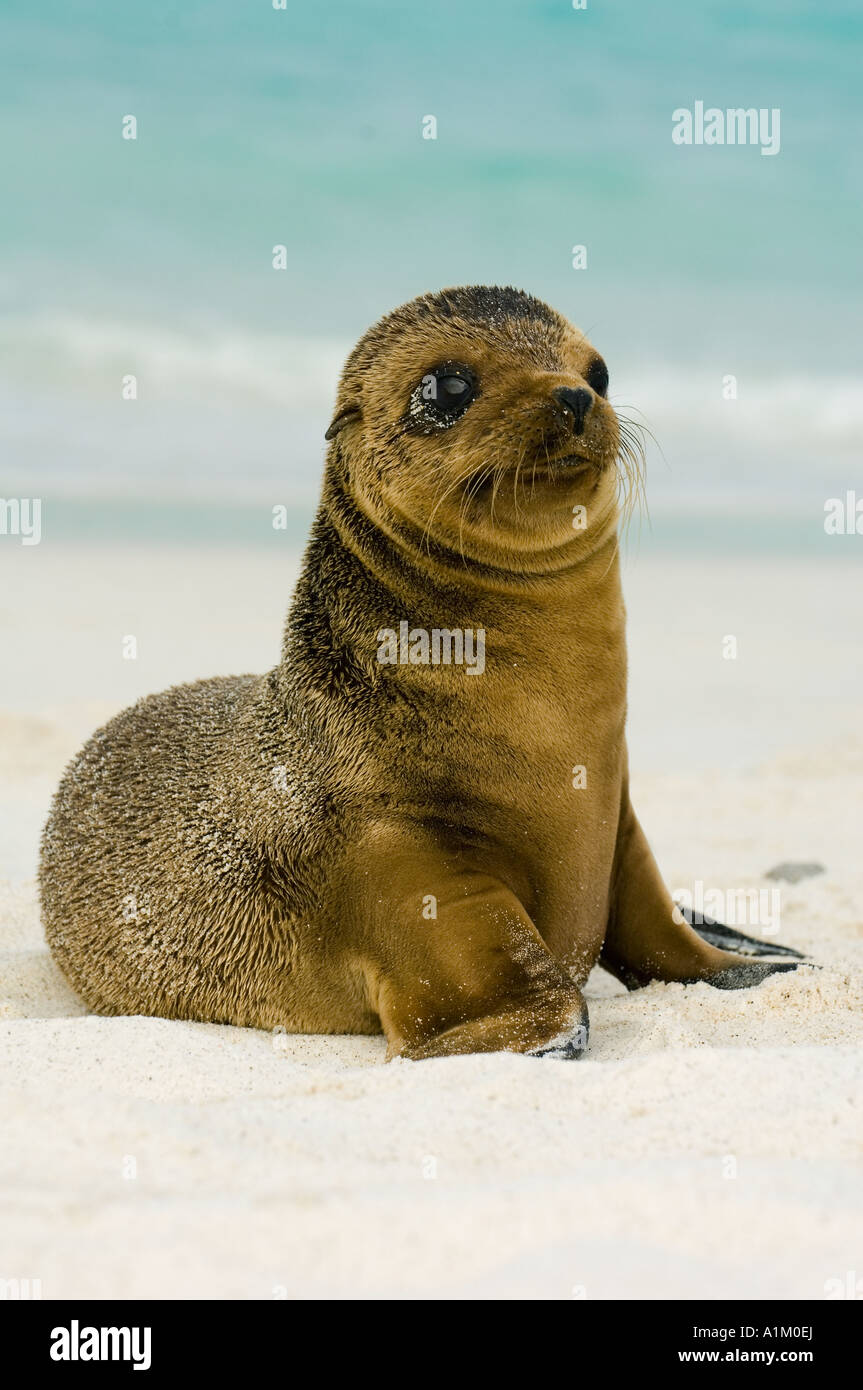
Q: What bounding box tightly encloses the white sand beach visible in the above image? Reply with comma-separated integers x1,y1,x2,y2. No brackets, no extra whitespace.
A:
1,545,862,1299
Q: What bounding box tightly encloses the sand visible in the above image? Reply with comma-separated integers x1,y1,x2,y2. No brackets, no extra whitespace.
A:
1,547,861,1299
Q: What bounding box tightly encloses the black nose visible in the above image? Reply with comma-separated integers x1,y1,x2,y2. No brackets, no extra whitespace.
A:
553,386,593,436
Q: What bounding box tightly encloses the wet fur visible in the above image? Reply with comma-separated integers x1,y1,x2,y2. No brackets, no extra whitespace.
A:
40,287,798,1058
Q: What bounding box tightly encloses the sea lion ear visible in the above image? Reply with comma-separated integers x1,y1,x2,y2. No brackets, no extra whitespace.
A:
324,405,361,441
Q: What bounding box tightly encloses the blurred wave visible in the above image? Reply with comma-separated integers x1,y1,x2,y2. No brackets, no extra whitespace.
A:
1,314,859,515
2,1,860,535
0,313,345,410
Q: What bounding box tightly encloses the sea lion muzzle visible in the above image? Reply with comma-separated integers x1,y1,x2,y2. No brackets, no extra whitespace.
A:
552,385,594,435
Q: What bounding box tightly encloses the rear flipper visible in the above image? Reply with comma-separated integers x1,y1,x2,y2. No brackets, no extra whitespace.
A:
677,905,804,960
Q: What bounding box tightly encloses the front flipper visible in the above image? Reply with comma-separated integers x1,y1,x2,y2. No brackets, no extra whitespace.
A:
697,960,798,989
347,824,589,1059
601,797,803,992
677,905,804,960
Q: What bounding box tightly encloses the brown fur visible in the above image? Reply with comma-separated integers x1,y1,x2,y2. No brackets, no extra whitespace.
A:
40,287,792,1059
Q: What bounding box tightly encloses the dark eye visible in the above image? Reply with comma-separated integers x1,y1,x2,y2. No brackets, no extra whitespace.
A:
422,364,476,415
407,362,478,433
585,357,609,397
436,375,472,407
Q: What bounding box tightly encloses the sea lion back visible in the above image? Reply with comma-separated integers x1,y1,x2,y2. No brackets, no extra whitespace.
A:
39,673,306,1024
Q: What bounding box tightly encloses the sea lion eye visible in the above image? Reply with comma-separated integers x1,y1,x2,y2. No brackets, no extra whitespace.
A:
426,365,476,414
585,357,609,398
437,374,470,404
408,363,477,432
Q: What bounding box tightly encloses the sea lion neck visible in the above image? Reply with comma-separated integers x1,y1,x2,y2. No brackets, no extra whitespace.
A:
276,466,624,712
316,464,622,603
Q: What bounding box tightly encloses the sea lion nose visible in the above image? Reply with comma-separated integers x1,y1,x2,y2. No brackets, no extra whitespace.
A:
553,386,593,436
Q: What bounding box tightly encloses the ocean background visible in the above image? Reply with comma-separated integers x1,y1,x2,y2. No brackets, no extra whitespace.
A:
1,0,861,547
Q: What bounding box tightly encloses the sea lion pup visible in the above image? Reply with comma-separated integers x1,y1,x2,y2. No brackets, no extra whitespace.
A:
40,286,801,1059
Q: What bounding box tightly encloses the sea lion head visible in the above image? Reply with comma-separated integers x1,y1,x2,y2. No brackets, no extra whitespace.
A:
325,286,638,569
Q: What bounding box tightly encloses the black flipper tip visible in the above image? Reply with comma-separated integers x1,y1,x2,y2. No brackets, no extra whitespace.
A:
705,960,799,991
678,905,805,959
528,1023,589,1060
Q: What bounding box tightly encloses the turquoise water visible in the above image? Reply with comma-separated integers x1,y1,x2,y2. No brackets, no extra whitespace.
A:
1,1,861,525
